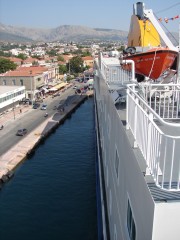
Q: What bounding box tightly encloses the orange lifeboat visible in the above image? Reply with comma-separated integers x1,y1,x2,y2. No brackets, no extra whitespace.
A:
121,2,178,81
122,47,178,80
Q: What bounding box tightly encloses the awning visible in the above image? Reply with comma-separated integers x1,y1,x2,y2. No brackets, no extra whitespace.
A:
49,87,58,91
54,82,68,90
42,88,49,93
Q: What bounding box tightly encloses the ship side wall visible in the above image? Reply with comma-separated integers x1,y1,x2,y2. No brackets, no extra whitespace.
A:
94,72,156,240
152,202,180,240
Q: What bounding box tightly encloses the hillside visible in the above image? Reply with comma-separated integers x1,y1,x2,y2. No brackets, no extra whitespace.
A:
0,31,33,43
0,23,128,42
0,23,178,44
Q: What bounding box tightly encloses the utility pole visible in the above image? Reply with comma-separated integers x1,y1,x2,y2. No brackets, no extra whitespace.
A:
69,61,70,75
30,70,33,105
12,99,15,120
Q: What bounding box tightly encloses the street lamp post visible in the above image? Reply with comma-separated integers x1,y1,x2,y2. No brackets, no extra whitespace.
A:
12,99,15,120
30,70,33,105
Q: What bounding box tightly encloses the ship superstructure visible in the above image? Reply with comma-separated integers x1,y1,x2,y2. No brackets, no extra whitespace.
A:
94,49,180,239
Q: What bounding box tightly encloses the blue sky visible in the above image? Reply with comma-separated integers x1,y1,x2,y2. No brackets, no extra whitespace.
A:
0,0,179,32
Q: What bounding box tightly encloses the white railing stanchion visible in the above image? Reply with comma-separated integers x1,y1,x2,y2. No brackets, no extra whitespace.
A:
146,113,153,168
133,97,139,148
126,88,130,130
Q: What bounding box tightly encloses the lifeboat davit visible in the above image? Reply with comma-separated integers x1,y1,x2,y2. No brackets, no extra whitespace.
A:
121,2,178,81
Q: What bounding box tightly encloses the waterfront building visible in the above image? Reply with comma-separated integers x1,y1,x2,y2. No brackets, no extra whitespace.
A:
0,65,59,100
0,85,25,114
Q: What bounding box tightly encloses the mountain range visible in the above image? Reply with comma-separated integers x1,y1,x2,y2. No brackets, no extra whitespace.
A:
0,23,178,44
0,23,128,43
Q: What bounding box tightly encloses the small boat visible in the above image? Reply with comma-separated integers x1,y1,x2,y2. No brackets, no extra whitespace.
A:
120,2,178,81
122,47,177,80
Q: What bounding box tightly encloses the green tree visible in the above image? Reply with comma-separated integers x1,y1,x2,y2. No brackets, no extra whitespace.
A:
73,49,83,55
46,49,57,57
0,51,12,57
59,64,67,74
20,45,27,50
17,53,27,60
57,55,65,62
117,46,125,51
32,60,39,66
68,56,83,74
0,57,17,73
81,51,91,57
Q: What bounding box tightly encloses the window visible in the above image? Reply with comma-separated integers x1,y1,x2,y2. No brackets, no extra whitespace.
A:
12,79,16,85
20,79,23,86
101,134,104,152
99,100,102,112
104,143,107,166
115,148,120,179
106,167,109,187
127,200,136,240
107,114,110,138
104,103,106,121
114,224,117,240
3,80,6,85
109,189,112,216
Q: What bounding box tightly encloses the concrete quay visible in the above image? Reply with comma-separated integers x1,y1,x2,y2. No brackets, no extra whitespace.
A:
0,94,90,184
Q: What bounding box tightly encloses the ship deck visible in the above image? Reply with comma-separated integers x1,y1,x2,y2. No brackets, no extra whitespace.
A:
116,91,180,202
98,54,180,200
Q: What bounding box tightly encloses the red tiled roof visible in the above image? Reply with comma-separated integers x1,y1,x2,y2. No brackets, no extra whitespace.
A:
3,66,49,77
62,55,73,61
8,57,22,62
23,57,39,63
18,66,48,71
82,56,93,61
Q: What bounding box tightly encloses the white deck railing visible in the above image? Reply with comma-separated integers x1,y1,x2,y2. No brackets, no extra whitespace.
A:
126,84,180,191
98,55,180,191
101,61,134,85
137,83,180,120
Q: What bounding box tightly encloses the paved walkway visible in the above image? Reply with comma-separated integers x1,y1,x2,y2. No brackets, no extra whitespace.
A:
0,104,32,127
0,94,88,180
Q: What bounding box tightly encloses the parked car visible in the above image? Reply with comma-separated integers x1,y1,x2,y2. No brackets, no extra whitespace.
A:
32,103,40,109
35,99,43,103
53,93,60,97
41,104,47,110
21,98,32,105
16,128,27,136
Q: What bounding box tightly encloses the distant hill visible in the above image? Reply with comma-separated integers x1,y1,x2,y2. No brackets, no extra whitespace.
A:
0,22,178,44
0,31,33,43
0,23,128,42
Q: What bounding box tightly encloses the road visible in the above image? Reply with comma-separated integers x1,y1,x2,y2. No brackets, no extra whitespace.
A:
0,85,78,156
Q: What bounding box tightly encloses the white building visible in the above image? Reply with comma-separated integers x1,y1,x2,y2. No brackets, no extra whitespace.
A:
0,86,25,114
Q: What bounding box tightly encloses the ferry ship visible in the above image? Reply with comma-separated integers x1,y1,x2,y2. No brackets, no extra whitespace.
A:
94,2,180,240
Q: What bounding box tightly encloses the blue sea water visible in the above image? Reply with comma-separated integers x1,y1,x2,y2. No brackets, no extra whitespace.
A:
0,98,98,240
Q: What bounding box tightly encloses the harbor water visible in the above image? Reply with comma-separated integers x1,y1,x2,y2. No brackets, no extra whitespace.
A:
0,98,98,240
